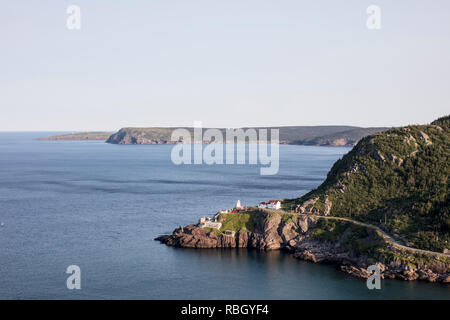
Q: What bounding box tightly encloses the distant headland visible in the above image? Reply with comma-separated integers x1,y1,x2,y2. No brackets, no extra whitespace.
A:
38,126,388,146
156,115,450,283
36,132,112,141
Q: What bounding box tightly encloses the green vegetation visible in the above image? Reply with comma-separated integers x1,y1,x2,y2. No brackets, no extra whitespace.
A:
281,212,296,224
376,247,450,267
106,127,177,144
37,132,112,141
106,126,387,145
311,219,386,256
289,115,450,252
293,127,388,146
203,227,223,236
218,208,264,233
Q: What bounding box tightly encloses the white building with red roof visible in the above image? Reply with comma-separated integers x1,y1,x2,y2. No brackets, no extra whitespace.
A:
258,200,281,210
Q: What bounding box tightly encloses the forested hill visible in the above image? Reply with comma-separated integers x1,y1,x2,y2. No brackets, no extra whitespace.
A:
285,116,450,252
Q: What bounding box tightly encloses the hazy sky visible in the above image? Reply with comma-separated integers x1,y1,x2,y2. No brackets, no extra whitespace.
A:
1,0,449,131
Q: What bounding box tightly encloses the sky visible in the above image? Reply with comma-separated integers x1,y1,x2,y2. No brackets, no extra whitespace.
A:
1,0,449,131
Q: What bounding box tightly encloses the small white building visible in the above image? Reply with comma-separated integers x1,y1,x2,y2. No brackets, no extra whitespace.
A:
258,200,281,210
219,209,230,214
198,217,222,229
199,217,212,223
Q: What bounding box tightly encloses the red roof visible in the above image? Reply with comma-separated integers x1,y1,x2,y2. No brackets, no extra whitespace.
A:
259,200,280,205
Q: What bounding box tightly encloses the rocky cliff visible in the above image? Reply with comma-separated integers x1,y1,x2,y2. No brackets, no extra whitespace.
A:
156,209,450,283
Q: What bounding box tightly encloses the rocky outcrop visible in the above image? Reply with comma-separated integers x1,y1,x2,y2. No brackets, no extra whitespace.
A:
288,115,450,256
155,211,450,283
418,131,432,145
296,198,320,214
106,129,178,144
295,197,333,216
156,213,313,250
156,116,450,283
156,213,284,250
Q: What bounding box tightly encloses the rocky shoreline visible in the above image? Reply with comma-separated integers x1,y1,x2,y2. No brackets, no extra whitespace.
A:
155,212,450,283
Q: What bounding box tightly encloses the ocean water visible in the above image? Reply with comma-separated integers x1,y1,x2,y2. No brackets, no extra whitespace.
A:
0,132,449,300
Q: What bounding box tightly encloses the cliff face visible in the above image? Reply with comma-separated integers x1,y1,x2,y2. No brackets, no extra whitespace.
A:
106,128,177,144
157,212,284,250
156,210,450,283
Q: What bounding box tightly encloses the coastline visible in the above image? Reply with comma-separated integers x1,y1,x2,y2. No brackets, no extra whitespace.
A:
155,209,450,284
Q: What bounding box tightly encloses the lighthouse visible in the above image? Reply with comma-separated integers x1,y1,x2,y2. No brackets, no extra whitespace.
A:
235,199,243,210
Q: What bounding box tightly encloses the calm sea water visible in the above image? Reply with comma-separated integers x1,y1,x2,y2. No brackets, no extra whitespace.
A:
0,132,448,300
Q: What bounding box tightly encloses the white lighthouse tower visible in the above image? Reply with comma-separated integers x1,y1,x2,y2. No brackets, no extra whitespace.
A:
235,199,243,210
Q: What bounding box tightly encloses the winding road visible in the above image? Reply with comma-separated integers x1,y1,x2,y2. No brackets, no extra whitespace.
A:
294,213,450,258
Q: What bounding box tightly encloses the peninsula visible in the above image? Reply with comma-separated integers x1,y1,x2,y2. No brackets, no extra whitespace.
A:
156,116,450,283
105,126,387,146
37,126,387,146
37,132,112,141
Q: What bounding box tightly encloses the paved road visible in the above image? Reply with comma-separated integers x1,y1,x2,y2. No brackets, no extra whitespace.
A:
294,213,450,258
